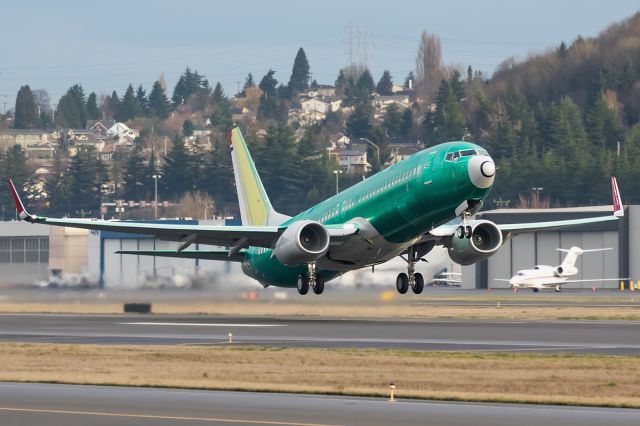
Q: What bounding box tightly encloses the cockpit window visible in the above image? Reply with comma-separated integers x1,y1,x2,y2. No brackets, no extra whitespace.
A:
459,149,476,157
445,153,453,161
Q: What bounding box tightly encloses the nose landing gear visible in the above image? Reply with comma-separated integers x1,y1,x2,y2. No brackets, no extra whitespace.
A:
396,245,425,295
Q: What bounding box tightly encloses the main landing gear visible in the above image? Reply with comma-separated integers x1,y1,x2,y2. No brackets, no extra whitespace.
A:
297,262,324,295
396,245,424,295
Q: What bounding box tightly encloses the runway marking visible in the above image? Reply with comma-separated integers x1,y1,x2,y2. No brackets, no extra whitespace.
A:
0,406,343,426
120,322,286,327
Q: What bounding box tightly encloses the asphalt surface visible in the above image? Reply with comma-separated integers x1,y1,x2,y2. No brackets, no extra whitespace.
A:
1,313,640,354
0,383,637,426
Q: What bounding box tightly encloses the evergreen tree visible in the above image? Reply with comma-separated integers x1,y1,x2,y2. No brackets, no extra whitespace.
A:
122,145,148,201
86,92,100,121
172,67,207,106
67,146,106,215
0,145,36,213
108,91,120,121
210,83,232,129
162,135,196,200
288,47,311,94
383,103,403,136
258,70,280,120
376,70,394,95
423,79,465,144
356,69,375,99
55,84,88,128
400,108,414,137
44,149,72,216
241,73,255,95
346,101,374,138
14,85,40,129
183,120,195,137
136,85,149,116
116,84,141,122
148,81,171,119
200,137,235,209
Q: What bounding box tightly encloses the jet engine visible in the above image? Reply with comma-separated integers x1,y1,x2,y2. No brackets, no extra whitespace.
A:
554,265,577,277
448,220,503,265
273,220,330,266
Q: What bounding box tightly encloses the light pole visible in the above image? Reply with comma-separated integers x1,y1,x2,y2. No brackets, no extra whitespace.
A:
361,137,380,169
333,170,343,195
153,174,161,219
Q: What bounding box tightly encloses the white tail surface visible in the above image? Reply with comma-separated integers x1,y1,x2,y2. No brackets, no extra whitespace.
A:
228,127,290,226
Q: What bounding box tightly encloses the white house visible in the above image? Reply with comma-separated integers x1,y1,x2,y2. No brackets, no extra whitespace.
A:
336,144,371,174
107,123,139,141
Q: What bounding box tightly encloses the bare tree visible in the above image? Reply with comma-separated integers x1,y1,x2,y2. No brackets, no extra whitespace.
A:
415,31,445,103
177,191,215,220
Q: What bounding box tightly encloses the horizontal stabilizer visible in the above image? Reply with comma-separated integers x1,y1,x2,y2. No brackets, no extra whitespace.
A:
116,249,246,262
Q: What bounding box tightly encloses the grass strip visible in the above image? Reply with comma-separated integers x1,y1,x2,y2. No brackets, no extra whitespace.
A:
1,343,639,408
1,302,639,320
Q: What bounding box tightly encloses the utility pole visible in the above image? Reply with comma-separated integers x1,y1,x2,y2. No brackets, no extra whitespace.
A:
333,170,343,195
361,137,380,169
153,174,161,219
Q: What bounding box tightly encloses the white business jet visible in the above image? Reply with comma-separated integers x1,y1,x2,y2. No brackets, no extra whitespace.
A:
498,247,625,292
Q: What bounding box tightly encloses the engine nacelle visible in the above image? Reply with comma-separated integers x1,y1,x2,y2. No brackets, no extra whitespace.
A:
448,220,503,265
554,265,577,277
273,220,330,266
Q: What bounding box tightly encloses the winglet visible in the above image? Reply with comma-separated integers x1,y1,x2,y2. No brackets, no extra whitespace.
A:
7,178,33,222
611,177,624,217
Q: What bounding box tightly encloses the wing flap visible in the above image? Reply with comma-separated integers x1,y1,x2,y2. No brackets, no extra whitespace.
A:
116,249,246,262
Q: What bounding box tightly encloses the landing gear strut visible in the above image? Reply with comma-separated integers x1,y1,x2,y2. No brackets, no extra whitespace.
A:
297,262,324,295
396,246,424,295
456,212,472,239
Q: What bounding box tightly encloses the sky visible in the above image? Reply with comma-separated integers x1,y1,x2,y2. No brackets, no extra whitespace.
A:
0,0,638,111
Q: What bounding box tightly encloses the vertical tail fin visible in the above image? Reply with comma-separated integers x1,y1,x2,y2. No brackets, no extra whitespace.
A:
229,127,290,226
611,176,624,217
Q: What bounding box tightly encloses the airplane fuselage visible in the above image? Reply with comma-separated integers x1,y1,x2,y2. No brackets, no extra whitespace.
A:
241,141,494,287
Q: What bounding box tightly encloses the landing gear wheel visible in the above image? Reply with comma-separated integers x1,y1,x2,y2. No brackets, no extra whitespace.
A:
456,226,465,239
532,288,539,293
396,273,409,294
297,275,309,295
412,272,424,294
465,225,472,239
313,278,325,295
555,285,561,293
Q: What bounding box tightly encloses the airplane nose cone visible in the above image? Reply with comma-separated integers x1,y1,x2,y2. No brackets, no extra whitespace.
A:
468,155,495,189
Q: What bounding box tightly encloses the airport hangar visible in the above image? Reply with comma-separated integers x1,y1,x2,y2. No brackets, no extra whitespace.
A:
461,205,639,290
0,206,638,289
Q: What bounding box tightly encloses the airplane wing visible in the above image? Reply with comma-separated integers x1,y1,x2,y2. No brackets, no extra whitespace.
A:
429,177,623,239
7,178,357,251
116,249,247,262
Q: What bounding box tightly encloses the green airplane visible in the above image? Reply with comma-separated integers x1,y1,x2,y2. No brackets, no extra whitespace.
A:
8,127,623,295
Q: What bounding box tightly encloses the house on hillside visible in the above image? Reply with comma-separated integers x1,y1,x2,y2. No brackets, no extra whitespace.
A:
107,123,139,142
388,139,425,165
333,143,371,174
0,129,58,150
371,94,410,116
306,85,336,98
86,120,115,135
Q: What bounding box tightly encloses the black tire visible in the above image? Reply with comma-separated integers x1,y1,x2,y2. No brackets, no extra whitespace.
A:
313,278,325,295
465,225,472,239
532,288,540,293
456,226,465,239
396,273,409,294
412,273,424,294
297,275,309,295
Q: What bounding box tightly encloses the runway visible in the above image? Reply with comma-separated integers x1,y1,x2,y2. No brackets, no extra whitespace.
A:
0,382,636,426
1,313,640,354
